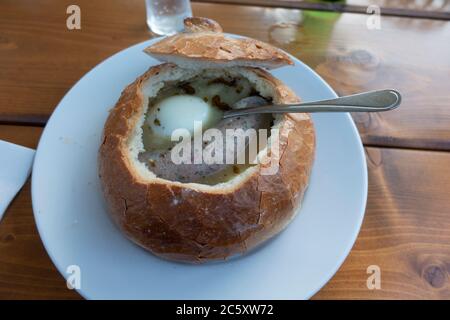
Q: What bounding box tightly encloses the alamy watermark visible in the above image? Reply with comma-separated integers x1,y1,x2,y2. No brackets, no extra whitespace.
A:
366,5,381,30
66,5,81,30
66,264,81,290
366,265,381,290
168,121,281,176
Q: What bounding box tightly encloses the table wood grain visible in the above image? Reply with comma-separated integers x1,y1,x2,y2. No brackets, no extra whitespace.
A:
314,147,450,299
1,1,449,149
0,0,449,300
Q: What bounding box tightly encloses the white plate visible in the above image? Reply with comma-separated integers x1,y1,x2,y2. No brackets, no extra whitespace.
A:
32,37,367,300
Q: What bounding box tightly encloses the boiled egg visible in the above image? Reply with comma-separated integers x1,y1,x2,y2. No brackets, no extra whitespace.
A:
147,95,222,138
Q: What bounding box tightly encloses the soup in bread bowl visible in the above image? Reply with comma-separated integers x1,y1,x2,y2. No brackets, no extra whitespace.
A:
98,17,315,262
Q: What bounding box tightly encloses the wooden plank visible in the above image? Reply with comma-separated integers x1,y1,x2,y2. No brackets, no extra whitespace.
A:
313,147,450,299
0,125,80,299
0,0,151,127
0,181,81,299
0,0,449,149
1,126,450,299
194,0,450,20
0,125,42,149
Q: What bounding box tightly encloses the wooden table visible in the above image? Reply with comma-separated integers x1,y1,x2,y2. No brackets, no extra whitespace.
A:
1,0,449,299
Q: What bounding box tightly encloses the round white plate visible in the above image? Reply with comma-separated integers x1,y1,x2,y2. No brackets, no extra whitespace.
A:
32,37,367,300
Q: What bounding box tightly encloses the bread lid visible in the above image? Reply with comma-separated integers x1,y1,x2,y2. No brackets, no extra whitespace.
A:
144,17,293,70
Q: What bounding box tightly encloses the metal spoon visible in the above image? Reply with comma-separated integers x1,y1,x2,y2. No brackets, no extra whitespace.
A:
224,89,401,119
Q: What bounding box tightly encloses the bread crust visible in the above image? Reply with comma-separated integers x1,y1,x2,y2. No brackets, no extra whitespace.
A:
99,63,315,262
144,18,293,70
184,17,223,33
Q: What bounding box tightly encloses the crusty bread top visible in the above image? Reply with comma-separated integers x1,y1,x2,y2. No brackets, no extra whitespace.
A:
144,17,293,70
184,17,223,33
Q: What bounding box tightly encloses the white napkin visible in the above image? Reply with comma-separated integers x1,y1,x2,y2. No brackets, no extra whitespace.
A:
0,140,35,222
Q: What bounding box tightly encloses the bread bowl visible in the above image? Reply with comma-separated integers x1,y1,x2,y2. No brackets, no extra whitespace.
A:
98,17,315,263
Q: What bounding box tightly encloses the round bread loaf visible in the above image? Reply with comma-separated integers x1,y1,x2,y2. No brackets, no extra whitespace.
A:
98,18,315,262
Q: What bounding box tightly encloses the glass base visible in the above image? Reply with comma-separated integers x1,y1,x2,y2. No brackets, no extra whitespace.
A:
147,12,192,36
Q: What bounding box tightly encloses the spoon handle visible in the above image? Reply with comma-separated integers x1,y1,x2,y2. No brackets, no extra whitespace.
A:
223,89,401,118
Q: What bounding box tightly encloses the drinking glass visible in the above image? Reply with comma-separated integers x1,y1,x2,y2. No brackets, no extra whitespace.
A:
145,0,192,35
